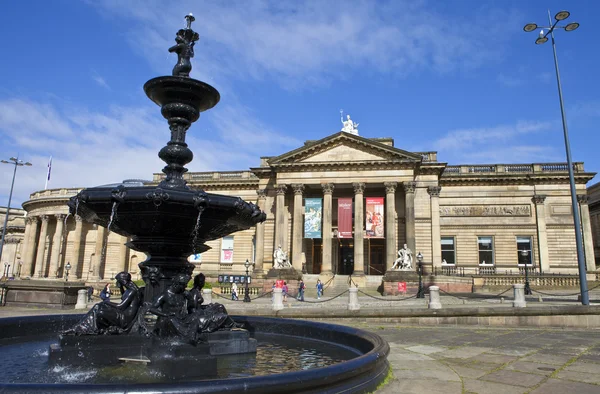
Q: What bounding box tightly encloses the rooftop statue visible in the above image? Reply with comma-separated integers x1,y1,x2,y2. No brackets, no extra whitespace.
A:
340,110,359,135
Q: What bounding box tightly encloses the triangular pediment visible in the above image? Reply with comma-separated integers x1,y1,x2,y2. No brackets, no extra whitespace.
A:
268,132,422,166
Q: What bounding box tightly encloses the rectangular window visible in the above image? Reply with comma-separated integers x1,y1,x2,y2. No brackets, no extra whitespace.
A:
441,237,455,265
517,236,533,265
220,236,234,263
478,236,494,265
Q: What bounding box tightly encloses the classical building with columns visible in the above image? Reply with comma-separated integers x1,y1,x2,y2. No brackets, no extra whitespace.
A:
7,131,597,285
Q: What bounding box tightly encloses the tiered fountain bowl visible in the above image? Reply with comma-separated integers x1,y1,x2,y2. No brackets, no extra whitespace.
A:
0,14,389,393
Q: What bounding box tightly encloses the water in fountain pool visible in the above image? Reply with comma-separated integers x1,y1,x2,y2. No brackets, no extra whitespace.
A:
0,333,357,384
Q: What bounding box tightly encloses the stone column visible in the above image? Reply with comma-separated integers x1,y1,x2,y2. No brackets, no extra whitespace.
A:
403,182,417,254
49,214,66,278
119,235,129,272
321,183,335,275
291,184,305,271
202,288,213,304
93,225,106,280
70,215,84,278
254,189,267,273
384,182,397,272
33,215,50,278
428,186,442,269
513,284,526,308
75,289,88,309
578,195,596,271
22,216,39,277
428,285,442,309
352,183,365,276
274,184,288,254
20,217,33,269
532,195,550,273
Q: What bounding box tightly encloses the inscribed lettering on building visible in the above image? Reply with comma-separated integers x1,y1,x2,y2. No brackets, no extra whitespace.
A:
337,198,353,238
439,205,531,217
304,198,322,238
365,197,384,238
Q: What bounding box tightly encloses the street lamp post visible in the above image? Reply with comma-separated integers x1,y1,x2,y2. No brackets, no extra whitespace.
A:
523,11,588,305
521,250,532,296
416,252,424,298
243,259,254,303
2,262,9,281
0,157,32,265
65,261,71,282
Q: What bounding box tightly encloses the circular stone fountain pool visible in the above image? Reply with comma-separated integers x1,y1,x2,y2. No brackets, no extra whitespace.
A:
0,315,389,393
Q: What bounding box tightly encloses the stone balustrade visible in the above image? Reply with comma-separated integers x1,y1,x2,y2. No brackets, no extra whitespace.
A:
443,162,585,176
152,171,258,182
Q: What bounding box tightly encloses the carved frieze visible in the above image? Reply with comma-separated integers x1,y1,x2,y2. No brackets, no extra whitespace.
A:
439,205,531,217
352,182,365,194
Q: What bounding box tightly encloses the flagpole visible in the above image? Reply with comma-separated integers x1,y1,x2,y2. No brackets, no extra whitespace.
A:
45,156,52,190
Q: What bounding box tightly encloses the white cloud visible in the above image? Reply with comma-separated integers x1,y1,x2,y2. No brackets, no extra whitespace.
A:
0,97,299,206
91,71,111,90
433,120,559,164
91,0,518,89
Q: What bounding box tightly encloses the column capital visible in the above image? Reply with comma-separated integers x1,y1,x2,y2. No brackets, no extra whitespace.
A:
275,184,288,195
322,183,335,195
55,214,67,221
352,182,365,194
291,184,305,195
26,216,38,225
40,215,50,223
577,194,589,204
427,186,441,197
75,214,84,223
403,181,416,194
532,195,547,205
384,182,398,194
256,189,267,199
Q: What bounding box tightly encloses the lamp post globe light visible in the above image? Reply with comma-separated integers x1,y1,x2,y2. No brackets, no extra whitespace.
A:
520,250,532,296
65,261,72,282
416,252,424,299
0,157,32,265
243,259,254,303
523,11,588,305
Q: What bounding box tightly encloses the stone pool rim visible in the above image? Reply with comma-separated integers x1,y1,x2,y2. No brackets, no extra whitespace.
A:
0,314,390,394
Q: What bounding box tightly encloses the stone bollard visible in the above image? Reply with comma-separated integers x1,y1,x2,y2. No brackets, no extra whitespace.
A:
348,287,360,311
203,288,213,304
428,286,442,309
272,288,284,311
513,284,526,308
75,289,88,309
538,295,543,303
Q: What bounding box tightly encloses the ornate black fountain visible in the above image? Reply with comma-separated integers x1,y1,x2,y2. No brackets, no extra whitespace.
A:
0,14,389,393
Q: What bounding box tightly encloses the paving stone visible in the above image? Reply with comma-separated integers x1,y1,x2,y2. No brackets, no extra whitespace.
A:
522,353,573,366
555,370,600,384
480,369,546,387
391,366,461,381
487,347,536,356
405,344,447,355
577,354,600,364
386,351,434,362
530,378,600,394
463,378,527,394
505,361,557,375
564,361,600,374
437,346,493,359
448,365,489,379
468,353,519,365
378,378,463,393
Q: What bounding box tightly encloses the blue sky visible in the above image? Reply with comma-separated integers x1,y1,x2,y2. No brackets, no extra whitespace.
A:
1,0,599,206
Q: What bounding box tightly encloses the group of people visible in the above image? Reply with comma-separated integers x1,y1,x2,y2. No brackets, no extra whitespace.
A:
270,279,324,301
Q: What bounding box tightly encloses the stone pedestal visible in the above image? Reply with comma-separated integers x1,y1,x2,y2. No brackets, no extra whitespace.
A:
203,288,213,304
428,285,441,309
513,284,526,308
272,288,284,311
266,268,302,281
75,289,88,309
348,287,360,311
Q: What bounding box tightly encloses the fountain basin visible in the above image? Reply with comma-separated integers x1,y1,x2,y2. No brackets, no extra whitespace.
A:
0,315,390,393
144,76,220,113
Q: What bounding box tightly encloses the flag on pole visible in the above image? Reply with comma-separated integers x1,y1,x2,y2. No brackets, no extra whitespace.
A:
45,156,52,190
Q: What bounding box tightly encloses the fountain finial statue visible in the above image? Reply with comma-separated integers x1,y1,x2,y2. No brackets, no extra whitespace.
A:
169,13,200,77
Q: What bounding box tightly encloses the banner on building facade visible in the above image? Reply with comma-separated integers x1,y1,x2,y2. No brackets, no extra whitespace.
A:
304,198,322,238
337,197,353,238
220,236,234,263
365,197,385,238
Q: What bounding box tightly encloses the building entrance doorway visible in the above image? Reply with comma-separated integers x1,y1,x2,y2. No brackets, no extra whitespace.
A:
338,239,354,275
368,239,385,275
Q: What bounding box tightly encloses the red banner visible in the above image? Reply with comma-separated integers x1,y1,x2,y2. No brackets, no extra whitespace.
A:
337,198,353,238
398,282,407,293
365,197,384,238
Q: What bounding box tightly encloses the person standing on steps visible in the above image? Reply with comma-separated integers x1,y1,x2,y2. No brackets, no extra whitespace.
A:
316,279,323,299
297,280,306,301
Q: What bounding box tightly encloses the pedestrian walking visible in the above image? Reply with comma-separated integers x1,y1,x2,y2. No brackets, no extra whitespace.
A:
231,282,239,301
316,279,323,299
297,280,306,301
87,286,94,302
100,283,111,303
282,281,288,302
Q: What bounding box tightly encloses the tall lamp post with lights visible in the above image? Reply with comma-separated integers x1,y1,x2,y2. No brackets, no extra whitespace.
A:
243,259,254,303
523,11,588,305
0,157,32,265
64,262,71,282
520,250,532,296
416,252,424,299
